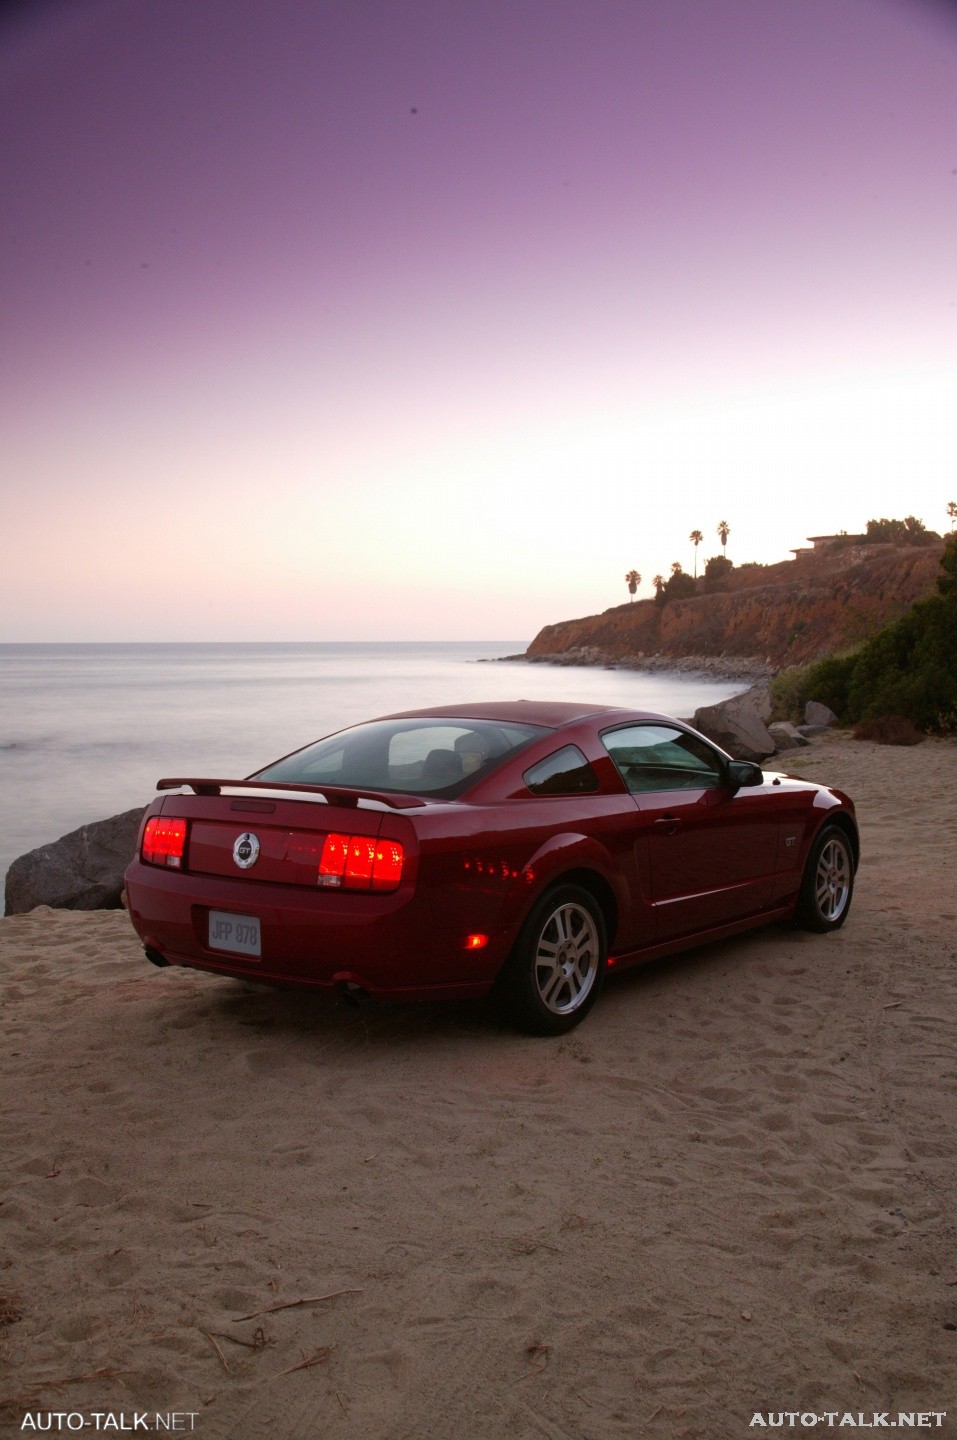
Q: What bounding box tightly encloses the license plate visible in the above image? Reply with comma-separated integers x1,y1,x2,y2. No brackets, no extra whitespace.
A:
208,910,261,958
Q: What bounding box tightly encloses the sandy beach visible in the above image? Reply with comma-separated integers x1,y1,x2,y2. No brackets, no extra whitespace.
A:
2,730,956,1439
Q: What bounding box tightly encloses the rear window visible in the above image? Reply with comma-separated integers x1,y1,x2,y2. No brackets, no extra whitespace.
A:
523,745,600,796
254,718,546,796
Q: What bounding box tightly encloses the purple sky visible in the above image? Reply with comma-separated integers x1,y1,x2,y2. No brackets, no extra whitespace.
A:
2,0,956,640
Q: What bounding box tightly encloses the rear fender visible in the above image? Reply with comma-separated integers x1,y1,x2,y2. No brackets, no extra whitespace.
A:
518,832,627,937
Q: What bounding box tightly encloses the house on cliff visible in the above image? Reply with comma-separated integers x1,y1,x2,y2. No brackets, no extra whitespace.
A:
791,533,862,558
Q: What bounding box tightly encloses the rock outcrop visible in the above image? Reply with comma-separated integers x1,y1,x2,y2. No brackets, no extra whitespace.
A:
4,808,146,916
768,721,809,752
693,684,777,763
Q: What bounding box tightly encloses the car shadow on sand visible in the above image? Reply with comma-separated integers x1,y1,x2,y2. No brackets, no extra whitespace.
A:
153,920,798,1052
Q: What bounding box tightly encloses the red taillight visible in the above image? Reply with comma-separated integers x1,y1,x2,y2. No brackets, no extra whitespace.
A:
318,833,350,883
345,836,375,885
142,817,187,868
371,840,404,892
318,833,405,892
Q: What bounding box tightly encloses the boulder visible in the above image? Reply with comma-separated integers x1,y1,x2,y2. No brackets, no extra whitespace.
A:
693,683,777,763
768,721,809,751
4,808,146,916
805,700,838,727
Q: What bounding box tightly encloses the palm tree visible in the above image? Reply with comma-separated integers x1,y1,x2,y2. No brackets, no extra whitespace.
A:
689,528,703,576
717,519,730,556
670,560,682,575
652,573,665,605
948,501,957,530
625,569,641,601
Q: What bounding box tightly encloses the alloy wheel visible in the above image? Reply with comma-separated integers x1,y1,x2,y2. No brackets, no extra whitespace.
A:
815,836,851,922
533,901,601,1015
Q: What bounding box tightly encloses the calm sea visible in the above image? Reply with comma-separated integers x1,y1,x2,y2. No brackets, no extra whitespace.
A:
0,642,742,885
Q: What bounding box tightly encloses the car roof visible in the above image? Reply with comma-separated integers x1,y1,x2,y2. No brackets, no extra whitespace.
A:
376,700,647,729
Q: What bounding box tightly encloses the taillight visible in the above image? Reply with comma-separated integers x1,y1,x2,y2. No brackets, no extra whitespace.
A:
345,837,375,885
142,817,187,868
370,840,404,891
318,833,349,881
318,833,405,892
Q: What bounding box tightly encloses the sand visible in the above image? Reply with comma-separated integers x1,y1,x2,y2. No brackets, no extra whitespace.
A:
2,730,956,1439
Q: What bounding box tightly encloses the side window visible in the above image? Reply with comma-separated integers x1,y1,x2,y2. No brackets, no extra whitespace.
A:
523,745,600,796
601,724,726,793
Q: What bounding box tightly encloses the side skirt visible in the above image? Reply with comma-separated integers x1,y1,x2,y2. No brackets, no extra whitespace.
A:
607,902,797,973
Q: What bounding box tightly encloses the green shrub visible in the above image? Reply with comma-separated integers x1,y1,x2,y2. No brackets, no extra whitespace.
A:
784,536,957,732
852,715,924,745
863,515,938,547
769,665,814,722
664,569,698,600
703,554,733,591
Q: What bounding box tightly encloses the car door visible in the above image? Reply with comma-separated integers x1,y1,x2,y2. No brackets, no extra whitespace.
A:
601,723,779,941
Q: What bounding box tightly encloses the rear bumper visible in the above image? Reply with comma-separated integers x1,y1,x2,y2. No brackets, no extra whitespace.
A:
124,860,513,1001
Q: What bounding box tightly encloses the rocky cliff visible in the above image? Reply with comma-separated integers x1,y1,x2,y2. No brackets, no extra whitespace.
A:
526,542,944,670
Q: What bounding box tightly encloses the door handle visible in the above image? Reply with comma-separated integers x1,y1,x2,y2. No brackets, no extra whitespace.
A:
653,815,680,834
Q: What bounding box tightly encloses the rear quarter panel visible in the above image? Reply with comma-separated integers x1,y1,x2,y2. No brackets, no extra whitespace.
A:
410,792,649,956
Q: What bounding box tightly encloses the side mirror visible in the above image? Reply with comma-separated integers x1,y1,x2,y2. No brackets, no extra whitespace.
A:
728,760,764,790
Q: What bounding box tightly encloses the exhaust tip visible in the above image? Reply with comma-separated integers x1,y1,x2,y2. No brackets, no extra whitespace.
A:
336,979,371,1008
144,945,169,968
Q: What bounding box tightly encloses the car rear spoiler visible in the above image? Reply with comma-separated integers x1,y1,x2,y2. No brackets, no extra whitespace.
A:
156,778,427,809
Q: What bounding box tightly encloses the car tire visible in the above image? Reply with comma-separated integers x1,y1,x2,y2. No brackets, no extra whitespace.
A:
796,824,854,933
500,883,607,1035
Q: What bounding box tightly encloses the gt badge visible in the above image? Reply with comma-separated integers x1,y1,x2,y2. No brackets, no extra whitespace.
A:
232,832,261,869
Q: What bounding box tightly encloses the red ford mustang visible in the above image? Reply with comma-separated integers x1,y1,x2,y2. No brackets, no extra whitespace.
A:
124,701,858,1033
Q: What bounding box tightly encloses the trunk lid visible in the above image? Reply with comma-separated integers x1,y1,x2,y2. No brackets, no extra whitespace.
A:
158,791,387,888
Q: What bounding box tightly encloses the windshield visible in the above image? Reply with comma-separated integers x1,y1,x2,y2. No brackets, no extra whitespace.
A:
253,717,547,797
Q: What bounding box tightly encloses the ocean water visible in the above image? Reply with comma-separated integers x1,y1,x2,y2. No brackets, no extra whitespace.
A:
0,642,742,885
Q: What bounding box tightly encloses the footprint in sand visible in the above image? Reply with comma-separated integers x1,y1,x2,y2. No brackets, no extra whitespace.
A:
58,1314,100,1342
